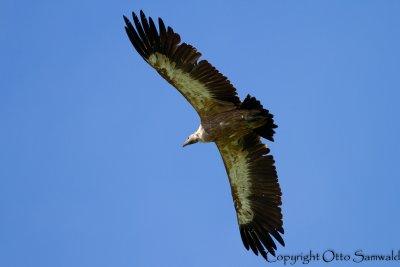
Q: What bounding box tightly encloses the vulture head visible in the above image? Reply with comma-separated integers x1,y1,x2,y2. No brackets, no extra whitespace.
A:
182,133,199,147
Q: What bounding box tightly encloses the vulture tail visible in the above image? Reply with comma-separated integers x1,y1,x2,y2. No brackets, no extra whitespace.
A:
240,94,277,142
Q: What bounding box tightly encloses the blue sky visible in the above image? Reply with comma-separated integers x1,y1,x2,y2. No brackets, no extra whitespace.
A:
1,1,400,266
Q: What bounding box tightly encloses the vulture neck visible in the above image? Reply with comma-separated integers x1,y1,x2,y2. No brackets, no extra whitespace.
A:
194,124,210,142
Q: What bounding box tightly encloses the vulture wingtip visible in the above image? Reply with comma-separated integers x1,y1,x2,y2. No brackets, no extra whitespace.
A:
131,11,139,20
123,15,130,24
140,10,146,18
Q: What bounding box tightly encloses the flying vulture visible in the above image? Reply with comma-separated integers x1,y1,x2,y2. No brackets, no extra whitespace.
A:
123,11,284,261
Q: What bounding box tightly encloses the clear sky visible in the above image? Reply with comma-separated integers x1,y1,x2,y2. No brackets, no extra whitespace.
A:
1,1,400,266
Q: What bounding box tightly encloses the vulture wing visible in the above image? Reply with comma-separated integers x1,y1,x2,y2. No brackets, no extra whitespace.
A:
216,133,284,259
123,11,241,118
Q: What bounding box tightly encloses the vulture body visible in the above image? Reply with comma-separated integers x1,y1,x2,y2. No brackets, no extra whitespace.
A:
123,10,284,261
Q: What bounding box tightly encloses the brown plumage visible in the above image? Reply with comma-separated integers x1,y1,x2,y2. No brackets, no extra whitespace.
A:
123,10,283,261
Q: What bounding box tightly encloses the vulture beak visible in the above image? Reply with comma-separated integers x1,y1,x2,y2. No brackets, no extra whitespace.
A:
182,137,197,147
182,139,191,147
